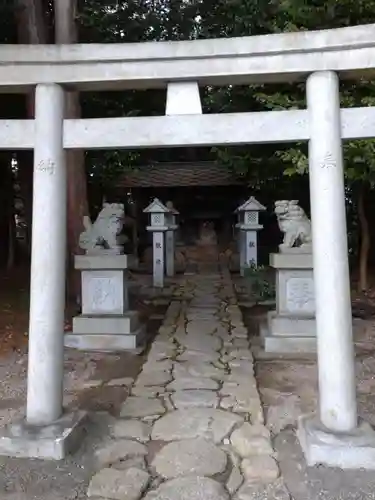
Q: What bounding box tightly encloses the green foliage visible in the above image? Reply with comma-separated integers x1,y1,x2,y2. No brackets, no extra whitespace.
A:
199,0,375,186
86,149,140,189
268,85,375,184
244,263,276,302
77,0,203,43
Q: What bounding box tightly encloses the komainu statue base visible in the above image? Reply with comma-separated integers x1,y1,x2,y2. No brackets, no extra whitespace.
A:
65,254,145,353
262,252,316,354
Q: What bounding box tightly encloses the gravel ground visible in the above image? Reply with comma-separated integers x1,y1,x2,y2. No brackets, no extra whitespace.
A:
0,277,168,500
275,429,375,500
0,347,144,500
0,414,105,500
255,318,375,433
251,314,375,499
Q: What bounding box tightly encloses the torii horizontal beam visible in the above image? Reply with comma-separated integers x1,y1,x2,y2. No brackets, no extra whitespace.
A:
1,106,374,150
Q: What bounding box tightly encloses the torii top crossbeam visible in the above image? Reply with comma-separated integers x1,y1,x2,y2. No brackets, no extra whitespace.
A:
0,24,374,91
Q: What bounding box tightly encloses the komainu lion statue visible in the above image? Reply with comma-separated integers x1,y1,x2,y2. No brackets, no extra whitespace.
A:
79,203,125,254
274,200,312,251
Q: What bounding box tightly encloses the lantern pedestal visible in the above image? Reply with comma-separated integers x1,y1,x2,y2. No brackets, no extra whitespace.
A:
147,226,168,288
236,223,264,276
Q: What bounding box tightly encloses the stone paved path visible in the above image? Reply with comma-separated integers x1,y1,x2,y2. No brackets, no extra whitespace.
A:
87,269,290,500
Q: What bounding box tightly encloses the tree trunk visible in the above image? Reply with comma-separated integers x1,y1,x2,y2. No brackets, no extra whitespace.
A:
54,0,89,303
14,0,48,43
131,196,139,261
0,153,14,268
7,212,16,270
15,0,89,301
17,151,33,253
14,0,49,254
358,182,370,292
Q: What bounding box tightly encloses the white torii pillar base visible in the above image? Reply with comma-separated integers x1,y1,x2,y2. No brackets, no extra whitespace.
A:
0,411,87,460
297,71,375,468
0,84,86,460
298,416,375,469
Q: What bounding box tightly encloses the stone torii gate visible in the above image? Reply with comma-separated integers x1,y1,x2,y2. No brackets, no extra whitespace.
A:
0,24,374,466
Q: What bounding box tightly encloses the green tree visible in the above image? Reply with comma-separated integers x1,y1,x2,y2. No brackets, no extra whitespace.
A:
199,0,375,290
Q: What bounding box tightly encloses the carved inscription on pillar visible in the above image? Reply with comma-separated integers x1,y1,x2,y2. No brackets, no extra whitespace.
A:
320,152,337,169
286,277,315,314
36,159,55,175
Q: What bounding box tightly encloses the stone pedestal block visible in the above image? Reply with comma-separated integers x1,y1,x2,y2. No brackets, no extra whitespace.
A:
263,252,316,353
65,254,145,352
0,411,87,460
76,254,129,314
298,414,375,469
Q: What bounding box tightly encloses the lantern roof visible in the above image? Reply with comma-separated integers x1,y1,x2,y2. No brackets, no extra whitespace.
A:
237,196,266,212
143,197,169,213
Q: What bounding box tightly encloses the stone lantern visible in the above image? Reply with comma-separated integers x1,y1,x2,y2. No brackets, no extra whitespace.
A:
165,201,179,277
236,196,265,275
143,198,169,287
